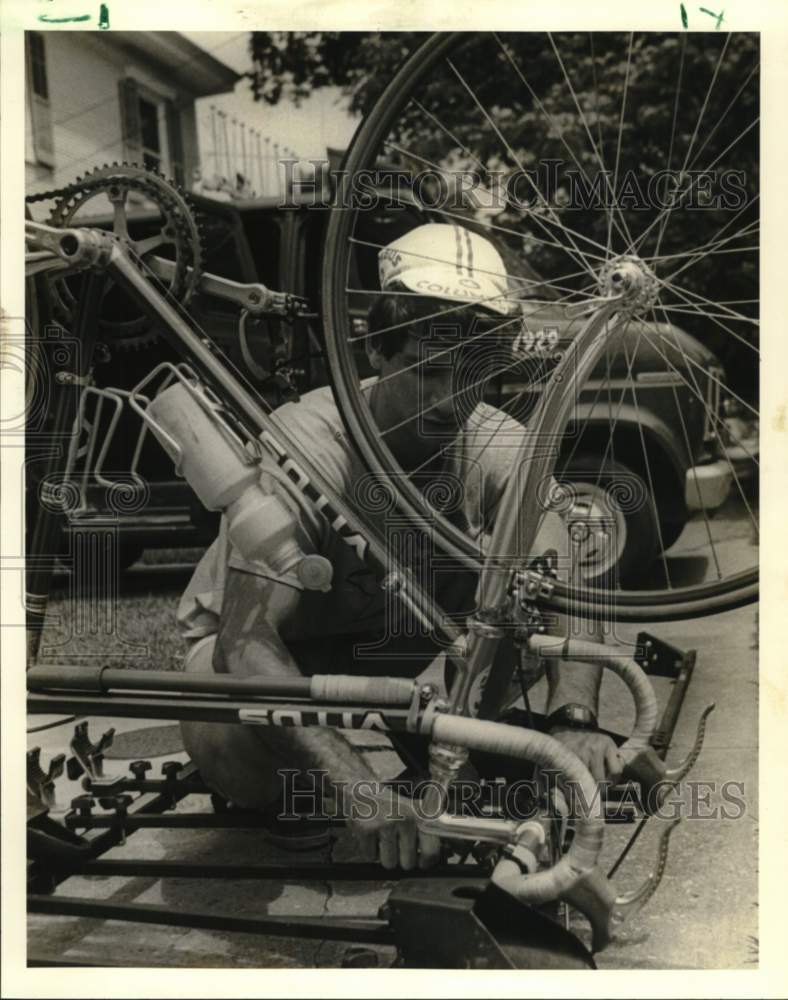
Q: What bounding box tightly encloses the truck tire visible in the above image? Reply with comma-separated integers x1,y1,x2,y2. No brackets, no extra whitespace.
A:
554,455,661,586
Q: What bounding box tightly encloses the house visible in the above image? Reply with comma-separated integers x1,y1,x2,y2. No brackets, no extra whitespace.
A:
25,31,239,209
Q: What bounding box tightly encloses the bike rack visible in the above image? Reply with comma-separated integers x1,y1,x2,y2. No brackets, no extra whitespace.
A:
26,632,695,968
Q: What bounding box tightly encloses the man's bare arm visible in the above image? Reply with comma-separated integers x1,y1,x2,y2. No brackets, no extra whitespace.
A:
215,567,378,800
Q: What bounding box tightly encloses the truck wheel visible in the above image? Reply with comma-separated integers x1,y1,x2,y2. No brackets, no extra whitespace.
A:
555,456,660,586
658,517,687,553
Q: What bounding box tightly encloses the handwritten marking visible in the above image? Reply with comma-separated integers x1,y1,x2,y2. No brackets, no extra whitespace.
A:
38,13,91,21
699,6,725,28
99,3,109,28
680,3,689,27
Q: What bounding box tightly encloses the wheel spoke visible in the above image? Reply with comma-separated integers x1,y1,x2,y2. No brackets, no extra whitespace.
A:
647,219,759,265
652,35,688,261
663,246,759,260
630,33,731,258
655,280,760,355
619,332,674,587
404,359,558,481
607,32,635,254
661,195,759,274
683,58,760,178
648,309,759,542
661,230,759,287
647,313,724,577
381,146,612,264
546,32,636,253
627,114,760,259
648,329,758,419
637,318,760,460
658,274,758,325
588,33,606,168
660,304,758,326
362,312,520,391
445,55,599,281
345,235,601,335
484,318,641,532
493,32,632,254
394,362,561,486
348,279,599,303
410,96,488,176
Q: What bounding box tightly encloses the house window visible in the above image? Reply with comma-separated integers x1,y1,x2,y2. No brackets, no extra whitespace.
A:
119,78,184,184
138,95,167,173
26,32,54,167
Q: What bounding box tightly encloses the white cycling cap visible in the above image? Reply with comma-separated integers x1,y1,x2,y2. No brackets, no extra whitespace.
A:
378,223,518,316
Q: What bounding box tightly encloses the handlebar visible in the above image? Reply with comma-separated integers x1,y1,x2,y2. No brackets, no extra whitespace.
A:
426,713,604,904
526,633,659,750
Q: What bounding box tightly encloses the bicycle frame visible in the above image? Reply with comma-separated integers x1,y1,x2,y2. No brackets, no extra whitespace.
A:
24,219,711,953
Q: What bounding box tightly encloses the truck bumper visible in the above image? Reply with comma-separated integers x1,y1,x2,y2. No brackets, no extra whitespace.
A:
685,460,732,511
721,428,759,480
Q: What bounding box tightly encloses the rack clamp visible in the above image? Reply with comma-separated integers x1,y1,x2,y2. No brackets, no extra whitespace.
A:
635,631,697,680
66,721,115,781
27,748,66,818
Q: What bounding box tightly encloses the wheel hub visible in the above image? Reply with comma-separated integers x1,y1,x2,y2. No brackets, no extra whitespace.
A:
597,254,658,318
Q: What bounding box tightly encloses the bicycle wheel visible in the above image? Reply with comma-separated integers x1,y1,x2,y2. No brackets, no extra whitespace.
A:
322,31,758,621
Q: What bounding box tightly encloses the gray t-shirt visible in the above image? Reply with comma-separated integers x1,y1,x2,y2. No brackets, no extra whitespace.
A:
176,381,544,655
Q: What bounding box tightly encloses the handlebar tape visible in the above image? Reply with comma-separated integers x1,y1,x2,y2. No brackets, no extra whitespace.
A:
309,675,418,705
430,713,604,904
526,634,658,750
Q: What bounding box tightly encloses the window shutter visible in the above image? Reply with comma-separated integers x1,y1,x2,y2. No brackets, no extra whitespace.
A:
165,102,185,185
25,36,54,167
30,94,55,167
118,77,143,165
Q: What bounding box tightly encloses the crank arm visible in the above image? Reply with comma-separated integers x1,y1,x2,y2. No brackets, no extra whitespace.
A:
148,256,311,318
25,249,74,278
559,819,681,952
25,221,115,270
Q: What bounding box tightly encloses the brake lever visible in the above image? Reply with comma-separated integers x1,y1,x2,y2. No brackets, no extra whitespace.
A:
559,818,681,952
620,702,716,812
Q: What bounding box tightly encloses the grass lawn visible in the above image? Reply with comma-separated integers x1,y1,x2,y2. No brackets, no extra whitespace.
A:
35,548,203,671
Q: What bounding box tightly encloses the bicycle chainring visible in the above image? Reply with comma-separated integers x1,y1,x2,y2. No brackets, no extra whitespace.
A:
31,163,204,351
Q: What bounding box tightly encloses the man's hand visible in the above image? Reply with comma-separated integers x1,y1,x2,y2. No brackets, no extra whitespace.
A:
550,727,624,784
344,785,442,871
